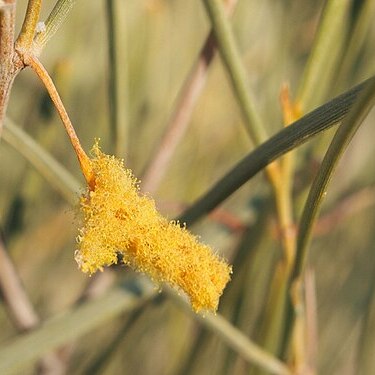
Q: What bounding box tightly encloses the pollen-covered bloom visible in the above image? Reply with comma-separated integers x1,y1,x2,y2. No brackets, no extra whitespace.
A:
75,142,232,312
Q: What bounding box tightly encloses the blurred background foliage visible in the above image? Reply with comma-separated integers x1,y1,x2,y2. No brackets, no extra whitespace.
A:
0,0,375,374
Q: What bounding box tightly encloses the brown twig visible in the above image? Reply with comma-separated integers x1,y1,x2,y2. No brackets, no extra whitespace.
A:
140,0,238,194
0,0,20,136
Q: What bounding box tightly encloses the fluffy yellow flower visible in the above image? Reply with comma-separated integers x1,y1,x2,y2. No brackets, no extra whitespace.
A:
75,142,232,312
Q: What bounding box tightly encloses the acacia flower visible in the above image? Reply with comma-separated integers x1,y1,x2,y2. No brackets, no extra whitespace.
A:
75,142,232,312
20,42,231,311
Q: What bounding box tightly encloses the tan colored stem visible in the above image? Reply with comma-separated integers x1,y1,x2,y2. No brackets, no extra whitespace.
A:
24,54,94,187
0,0,17,136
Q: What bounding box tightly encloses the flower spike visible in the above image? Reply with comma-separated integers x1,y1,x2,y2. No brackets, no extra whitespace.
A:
75,141,232,312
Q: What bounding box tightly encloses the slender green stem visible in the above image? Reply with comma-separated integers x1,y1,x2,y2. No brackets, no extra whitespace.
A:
335,0,375,85
178,77,371,226
293,79,375,280
33,0,76,54
202,0,267,145
296,0,351,110
15,0,42,51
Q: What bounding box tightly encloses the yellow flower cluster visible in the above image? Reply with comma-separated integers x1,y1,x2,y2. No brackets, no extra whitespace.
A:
75,143,232,312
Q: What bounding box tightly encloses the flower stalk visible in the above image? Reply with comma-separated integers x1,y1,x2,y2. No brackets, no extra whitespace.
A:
24,55,94,188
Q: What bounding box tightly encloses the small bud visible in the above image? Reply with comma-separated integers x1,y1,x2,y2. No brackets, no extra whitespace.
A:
35,21,46,34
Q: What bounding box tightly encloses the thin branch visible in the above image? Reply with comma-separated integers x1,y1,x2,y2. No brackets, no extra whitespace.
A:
0,0,16,72
0,0,18,136
141,0,237,194
15,0,42,51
